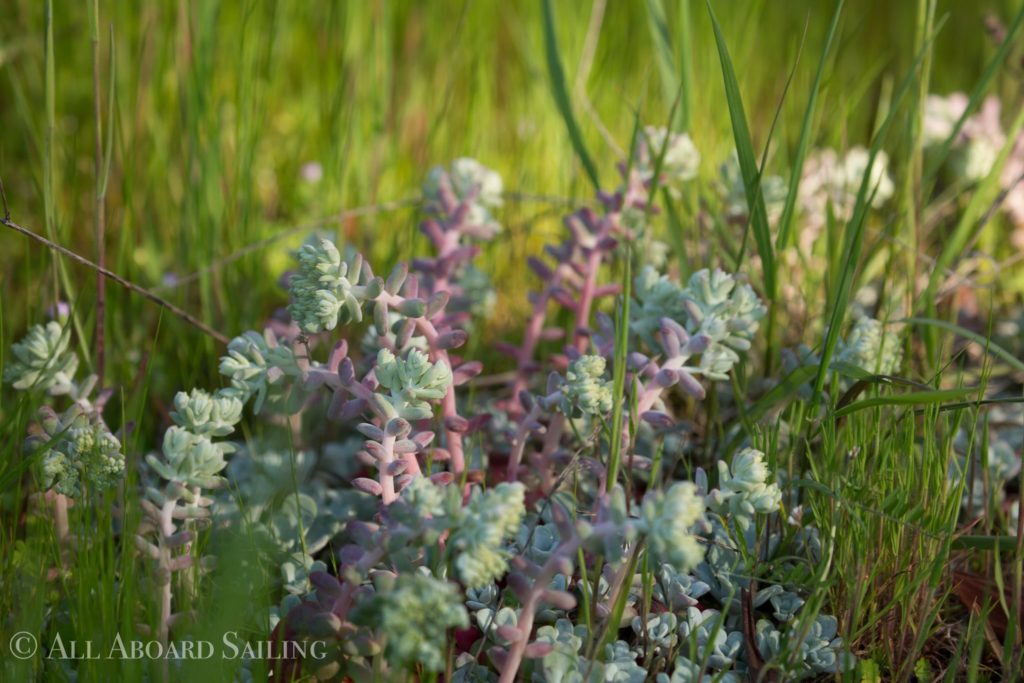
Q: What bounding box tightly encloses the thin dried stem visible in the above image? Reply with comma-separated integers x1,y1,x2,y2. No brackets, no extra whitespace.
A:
1,212,229,345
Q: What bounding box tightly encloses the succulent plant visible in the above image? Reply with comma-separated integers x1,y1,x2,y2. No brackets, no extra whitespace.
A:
3,321,79,394
638,483,707,573
374,347,453,420
450,482,526,588
367,573,470,672
706,448,782,531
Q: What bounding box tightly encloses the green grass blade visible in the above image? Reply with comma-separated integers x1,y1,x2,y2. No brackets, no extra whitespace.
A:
706,0,775,300
776,0,844,250
676,0,694,131
605,246,631,491
644,0,679,129
904,317,1024,374
542,0,601,191
832,387,979,419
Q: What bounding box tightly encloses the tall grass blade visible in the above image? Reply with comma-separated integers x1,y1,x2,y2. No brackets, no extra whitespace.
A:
706,0,775,300
644,0,680,129
811,16,947,404
776,0,844,250
542,0,601,191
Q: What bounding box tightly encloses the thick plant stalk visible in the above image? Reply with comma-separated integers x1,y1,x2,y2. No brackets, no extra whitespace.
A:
498,522,619,683
378,435,398,505
379,290,467,474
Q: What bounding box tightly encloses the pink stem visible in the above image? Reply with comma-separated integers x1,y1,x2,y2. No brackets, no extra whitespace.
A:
378,435,398,505
573,250,604,352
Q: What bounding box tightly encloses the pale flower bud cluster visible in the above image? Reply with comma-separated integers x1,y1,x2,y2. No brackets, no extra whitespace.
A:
375,573,469,672
33,407,125,498
638,482,707,573
560,354,614,417
449,482,526,588
288,238,369,333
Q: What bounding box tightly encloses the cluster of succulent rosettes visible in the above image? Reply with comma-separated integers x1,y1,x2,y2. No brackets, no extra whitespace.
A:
218,329,303,413
635,126,701,194
373,347,452,420
333,346,460,503
170,388,243,436
147,388,242,489
3,321,79,394
392,477,527,589
628,266,766,380
288,238,379,334
366,572,470,672
705,448,783,531
6,322,125,499
422,157,504,234
29,405,125,498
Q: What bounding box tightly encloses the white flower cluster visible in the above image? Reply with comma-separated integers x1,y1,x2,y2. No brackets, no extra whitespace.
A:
376,573,470,672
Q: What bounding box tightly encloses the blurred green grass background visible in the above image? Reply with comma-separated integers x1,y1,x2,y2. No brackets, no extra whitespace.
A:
0,0,1020,402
